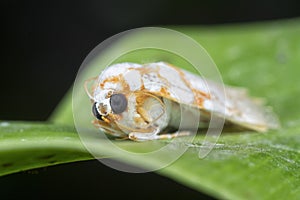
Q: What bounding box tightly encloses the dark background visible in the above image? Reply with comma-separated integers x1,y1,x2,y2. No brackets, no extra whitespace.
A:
1,0,300,199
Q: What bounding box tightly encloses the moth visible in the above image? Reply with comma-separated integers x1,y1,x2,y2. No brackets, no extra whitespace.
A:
85,62,279,141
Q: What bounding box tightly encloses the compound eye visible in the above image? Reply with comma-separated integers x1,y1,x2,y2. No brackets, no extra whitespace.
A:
92,102,103,120
110,93,127,114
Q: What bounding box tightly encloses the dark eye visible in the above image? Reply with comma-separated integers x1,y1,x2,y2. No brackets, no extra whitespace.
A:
92,102,103,120
110,93,127,114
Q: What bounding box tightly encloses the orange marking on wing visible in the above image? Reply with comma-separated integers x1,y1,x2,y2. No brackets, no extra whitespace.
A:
150,91,177,103
160,87,171,96
193,90,206,108
166,63,210,108
135,65,159,74
119,74,131,92
100,76,120,88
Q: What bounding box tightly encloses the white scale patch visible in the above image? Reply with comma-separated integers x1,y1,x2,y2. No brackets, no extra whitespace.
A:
123,70,142,91
157,63,194,104
142,72,164,92
100,63,141,80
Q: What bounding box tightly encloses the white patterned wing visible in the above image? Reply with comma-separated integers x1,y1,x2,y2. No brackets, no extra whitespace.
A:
181,67,280,131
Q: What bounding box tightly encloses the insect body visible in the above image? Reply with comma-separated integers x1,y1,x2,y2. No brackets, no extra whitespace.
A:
85,62,279,141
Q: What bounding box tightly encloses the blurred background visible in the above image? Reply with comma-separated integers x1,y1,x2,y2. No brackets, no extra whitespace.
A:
1,0,300,199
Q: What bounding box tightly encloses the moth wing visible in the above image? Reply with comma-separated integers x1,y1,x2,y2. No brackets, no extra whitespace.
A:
201,81,280,131
140,62,198,105
223,86,280,131
170,64,280,132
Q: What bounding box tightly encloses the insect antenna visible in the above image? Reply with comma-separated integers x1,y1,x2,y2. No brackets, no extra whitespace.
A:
84,76,98,100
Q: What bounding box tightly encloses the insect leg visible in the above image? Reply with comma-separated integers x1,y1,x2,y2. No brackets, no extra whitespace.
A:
128,131,190,141
154,131,190,140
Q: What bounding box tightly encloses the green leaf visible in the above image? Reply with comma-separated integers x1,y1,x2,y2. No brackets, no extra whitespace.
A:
2,18,300,199
1,122,299,199
0,121,93,176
